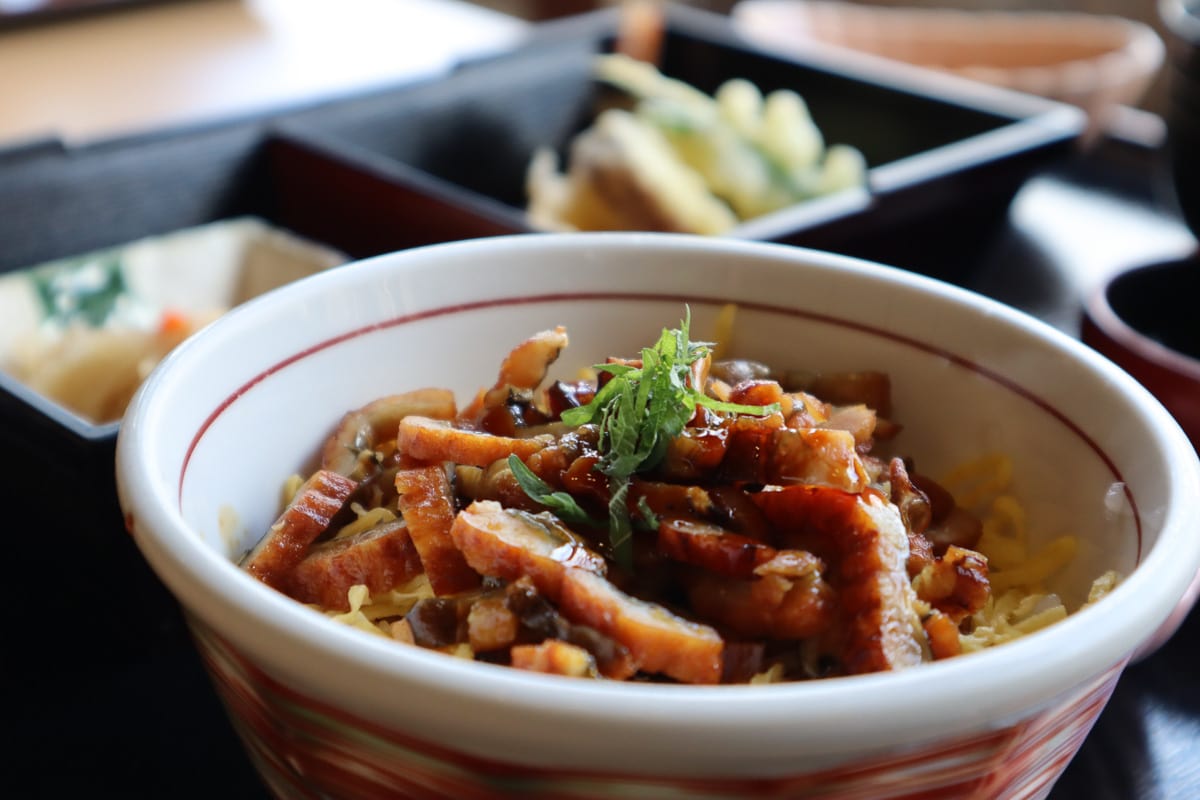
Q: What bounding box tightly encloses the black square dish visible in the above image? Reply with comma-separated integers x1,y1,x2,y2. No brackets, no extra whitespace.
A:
271,3,1085,253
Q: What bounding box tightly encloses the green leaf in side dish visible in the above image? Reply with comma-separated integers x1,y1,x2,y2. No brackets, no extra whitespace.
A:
31,254,128,327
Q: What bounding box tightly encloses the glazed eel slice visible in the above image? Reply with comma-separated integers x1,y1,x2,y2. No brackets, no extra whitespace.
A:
242,469,357,590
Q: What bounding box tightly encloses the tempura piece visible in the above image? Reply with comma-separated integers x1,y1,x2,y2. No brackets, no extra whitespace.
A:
526,54,867,233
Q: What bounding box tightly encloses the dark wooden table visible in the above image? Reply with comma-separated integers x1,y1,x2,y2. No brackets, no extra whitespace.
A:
4,123,1196,799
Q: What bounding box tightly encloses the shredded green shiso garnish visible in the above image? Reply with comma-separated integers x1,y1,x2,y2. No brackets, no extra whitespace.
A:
512,311,779,569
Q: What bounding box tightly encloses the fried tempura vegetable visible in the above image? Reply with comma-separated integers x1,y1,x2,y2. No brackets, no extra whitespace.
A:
527,109,739,235
526,54,866,234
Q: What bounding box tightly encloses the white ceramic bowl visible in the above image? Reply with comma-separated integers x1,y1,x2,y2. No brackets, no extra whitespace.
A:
116,233,1200,799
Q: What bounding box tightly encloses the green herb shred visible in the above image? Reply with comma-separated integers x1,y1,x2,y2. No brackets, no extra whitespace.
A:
509,311,774,569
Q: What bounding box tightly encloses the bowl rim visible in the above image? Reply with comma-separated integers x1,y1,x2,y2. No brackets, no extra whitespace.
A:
116,233,1200,752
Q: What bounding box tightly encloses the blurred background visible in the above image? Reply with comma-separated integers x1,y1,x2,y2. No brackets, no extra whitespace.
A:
0,0,1173,144
473,0,1171,117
